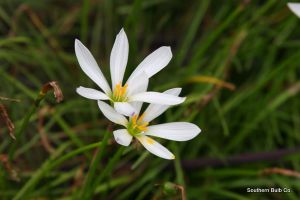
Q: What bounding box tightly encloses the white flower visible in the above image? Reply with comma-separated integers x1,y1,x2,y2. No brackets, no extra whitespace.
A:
97,88,201,160
288,3,300,17
75,28,185,116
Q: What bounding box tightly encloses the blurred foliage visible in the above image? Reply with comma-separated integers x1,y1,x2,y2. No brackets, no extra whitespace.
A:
1,0,300,199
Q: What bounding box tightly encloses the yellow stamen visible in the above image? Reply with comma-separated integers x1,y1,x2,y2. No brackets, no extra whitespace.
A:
137,114,149,131
132,114,138,124
128,114,149,135
120,83,128,97
113,83,128,101
138,124,148,132
132,114,137,122
138,112,146,123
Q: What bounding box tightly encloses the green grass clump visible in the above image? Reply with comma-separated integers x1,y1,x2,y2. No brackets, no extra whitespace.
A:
1,0,300,199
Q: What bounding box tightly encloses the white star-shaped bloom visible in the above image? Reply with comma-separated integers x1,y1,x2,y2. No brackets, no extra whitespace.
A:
97,88,201,159
75,28,185,116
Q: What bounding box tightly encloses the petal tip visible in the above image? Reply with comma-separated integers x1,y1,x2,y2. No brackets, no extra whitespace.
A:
287,2,297,6
118,28,126,36
190,124,201,136
115,137,129,146
74,39,83,52
176,88,182,95
158,46,172,56
74,39,81,46
287,2,300,17
163,46,172,55
198,127,202,134
75,86,83,95
181,97,187,103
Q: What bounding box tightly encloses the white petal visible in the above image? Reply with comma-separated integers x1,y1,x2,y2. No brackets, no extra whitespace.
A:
129,92,186,105
75,39,111,94
130,102,143,116
76,86,110,100
136,135,175,160
110,28,129,88
164,88,182,96
127,46,172,82
114,102,137,116
126,72,149,96
126,72,149,115
288,3,300,18
113,129,133,146
145,122,201,141
142,88,182,122
97,101,128,126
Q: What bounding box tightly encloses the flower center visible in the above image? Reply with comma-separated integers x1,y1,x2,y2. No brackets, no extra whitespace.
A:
112,83,128,102
127,114,149,136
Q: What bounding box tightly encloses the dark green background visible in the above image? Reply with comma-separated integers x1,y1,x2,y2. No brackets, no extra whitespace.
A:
1,0,300,199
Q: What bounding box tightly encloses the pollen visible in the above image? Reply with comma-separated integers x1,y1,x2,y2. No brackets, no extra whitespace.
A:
127,114,149,136
112,83,128,102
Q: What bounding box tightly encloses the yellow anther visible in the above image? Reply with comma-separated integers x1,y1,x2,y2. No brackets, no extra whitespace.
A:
130,114,149,133
113,83,128,101
116,84,122,89
132,115,138,124
120,83,128,97
138,124,148,132
138,113,145,123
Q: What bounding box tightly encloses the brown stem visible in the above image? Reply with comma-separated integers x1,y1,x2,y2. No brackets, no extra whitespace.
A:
261,167,300,178
180,146,300,169
0,103,15,139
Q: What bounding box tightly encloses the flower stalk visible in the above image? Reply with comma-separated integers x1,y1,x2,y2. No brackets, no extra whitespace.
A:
8,81,63,160
90,145,125,196
80,130,110,199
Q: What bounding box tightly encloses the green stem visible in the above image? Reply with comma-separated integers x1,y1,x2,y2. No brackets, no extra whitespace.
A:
52,141,101,167
14,141,109,200
8,91,46,160
173,144,185,187
13,142,70,200
79,130,110,199
80,0,90,43
52,113,91,159
91,146,125,193
58,175,131,200
95,175,130,194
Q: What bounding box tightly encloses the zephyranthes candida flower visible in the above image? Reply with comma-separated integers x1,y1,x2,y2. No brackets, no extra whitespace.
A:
97,88,201,159
75,28,185,116
288,3,300,17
